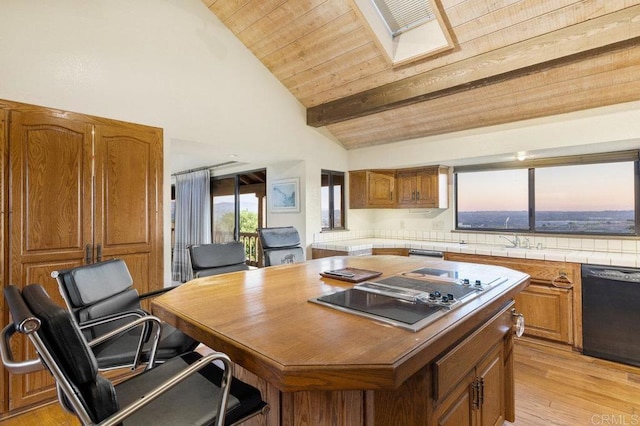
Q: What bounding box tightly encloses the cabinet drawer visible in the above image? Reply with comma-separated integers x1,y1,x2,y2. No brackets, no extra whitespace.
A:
433,302,513,400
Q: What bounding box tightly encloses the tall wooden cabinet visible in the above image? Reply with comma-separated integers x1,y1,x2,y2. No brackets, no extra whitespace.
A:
1,100,163,413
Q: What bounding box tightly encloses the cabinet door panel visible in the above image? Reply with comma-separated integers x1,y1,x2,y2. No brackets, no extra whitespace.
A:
10,111,92,260
477,345,504,426
396,171,417,205
416,169,437,206
367,172,395,206
434,374,474,426
94,123,162,293
515,284,572,343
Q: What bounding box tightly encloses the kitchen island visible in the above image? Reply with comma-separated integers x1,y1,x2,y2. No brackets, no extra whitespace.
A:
152,256,529,425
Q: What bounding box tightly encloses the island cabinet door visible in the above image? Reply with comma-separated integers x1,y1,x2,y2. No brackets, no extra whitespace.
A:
433,343,505,426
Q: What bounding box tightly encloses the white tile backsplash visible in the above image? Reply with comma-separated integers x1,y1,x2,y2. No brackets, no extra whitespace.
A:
313,229,640,258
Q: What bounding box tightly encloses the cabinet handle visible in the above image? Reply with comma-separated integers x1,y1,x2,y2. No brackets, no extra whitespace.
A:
511,308,525,337
416,191,420,200
85,244,92,264
97,244,102,263
478,377,484,407
551,272,573,289
411,191,415,200
471,379,479,410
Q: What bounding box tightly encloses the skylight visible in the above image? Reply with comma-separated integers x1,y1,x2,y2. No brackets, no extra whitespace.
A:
371,0,436,37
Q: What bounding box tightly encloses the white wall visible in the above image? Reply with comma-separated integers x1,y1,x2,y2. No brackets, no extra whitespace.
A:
0,0,348,284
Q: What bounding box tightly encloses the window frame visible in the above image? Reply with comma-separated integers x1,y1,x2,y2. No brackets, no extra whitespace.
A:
454,150,640,236
321,170,346,231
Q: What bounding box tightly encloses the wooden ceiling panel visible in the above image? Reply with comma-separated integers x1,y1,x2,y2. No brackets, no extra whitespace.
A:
263,11,371,81
236,0,333,48
249,0,353,59
326,45,640,148
202,0,640,150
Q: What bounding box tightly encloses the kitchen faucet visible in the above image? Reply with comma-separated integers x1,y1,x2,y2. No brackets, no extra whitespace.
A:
499,234,520,248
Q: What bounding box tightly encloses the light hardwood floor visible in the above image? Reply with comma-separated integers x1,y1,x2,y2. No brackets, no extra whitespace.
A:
2,341,639,425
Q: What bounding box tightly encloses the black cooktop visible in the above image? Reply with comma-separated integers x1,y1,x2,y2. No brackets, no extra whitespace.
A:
311,268,506,331
316,288,442,326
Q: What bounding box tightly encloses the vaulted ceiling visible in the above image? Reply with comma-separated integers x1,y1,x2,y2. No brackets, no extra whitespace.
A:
202,0,640,150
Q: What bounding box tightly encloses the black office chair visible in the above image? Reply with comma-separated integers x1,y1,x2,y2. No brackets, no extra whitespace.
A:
257,226,304,266
52,259,198,370
0,284,267,426
189,242,250,278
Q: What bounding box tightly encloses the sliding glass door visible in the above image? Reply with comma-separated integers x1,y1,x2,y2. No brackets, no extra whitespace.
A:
211,170,266,265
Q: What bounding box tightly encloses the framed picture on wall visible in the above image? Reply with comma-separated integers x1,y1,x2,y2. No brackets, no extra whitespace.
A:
270,178,300,213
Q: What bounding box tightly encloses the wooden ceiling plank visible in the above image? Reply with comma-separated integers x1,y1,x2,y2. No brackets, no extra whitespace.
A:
264,12,372,81
223,0,288,35
452,0,581,44
249,0,353,60
303,1,635,107
236,0,329,48
208,0,252,23
444,0,523,27
307,6,640,126
200,0,218,9
285,43,384,96
292,55,389,101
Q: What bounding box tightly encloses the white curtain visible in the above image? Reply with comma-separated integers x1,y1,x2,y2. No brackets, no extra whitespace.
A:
172,170,211,282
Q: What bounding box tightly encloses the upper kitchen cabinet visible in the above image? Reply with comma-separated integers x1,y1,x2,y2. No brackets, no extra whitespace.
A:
397,166,448,209
3,101,163,412
349,166,448,209
349,170,396,208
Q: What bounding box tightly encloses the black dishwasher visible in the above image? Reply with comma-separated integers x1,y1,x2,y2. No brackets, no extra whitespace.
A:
582,264,640,367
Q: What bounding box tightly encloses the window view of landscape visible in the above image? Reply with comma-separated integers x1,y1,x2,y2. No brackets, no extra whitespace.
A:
212,194,259,242
457,161,636,235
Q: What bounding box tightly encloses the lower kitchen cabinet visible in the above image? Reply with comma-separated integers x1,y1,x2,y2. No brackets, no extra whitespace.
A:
434,343,505,426
515,283,572,343
445,252,581,348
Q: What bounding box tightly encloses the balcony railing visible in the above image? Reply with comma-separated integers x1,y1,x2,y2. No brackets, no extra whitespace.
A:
240,232,262,267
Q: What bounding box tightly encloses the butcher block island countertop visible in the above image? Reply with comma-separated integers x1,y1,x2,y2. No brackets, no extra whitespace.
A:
152,256,529,425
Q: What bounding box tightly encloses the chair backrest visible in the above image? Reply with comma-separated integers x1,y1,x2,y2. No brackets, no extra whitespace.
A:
188,242,250,278
4,284,118,423
257,226,304,266
54,259,141,339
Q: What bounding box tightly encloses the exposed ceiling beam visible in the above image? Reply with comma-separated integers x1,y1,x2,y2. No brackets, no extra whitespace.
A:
307,6,640,127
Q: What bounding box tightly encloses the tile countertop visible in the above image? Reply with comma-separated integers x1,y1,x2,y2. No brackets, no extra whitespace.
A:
311,238,640,268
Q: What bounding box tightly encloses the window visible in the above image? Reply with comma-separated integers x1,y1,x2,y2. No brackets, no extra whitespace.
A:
457,169,529,231
211,170,266,242
371,0,436,36
534,162,635,234
321,170,345,230
455,151,639,236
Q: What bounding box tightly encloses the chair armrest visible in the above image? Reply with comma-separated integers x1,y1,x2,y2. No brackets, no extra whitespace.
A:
88,315,163,371
138,285,180,300
0,323,44,374
100,352,234,426
78,310,147,331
